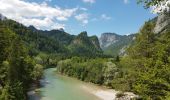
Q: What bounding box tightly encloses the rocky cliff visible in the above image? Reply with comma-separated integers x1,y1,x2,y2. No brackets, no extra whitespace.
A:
154,11,170,34
99,33,135,56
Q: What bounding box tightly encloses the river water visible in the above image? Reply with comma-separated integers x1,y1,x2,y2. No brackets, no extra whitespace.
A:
29,68,101,100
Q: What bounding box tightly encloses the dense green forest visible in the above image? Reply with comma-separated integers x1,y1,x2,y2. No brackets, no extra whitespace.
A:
0,27,43,99
57,57,120,85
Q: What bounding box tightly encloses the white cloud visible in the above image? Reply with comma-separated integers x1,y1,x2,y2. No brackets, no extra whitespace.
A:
123,0,129,4
83,0,95,4
21,17,65,30
0,0,78,30
151,0,170,14
75,13,89,25
101,14,111,20
80,7,88,11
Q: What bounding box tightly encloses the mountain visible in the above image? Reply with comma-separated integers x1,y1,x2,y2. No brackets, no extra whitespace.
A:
0,14,103,57
68,31,102,56
99,33,136,56
89,35,101,50
28,25,38,32
38,30,103,56
0,13,6,20
99,12,170,56
39,29,74,45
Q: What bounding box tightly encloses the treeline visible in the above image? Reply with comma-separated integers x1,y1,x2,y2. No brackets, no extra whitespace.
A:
57,57,121,85
0,27,43,99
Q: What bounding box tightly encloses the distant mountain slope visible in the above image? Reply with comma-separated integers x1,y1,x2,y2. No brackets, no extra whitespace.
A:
99,12,170,56
69,31,102,56
0,14,103,57
0,13,6,20
0,19,66,55
99,33,136,56
39,30,103,56
39,29,74,45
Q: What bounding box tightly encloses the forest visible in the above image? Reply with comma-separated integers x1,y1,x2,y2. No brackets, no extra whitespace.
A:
57,20,170,99
0,0,170,100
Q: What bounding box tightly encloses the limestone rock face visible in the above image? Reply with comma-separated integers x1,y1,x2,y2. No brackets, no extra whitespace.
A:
99,33,118,49
154,11,170,34
99,33,136,56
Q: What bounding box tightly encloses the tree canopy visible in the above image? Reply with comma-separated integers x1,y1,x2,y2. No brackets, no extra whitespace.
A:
137,0,169,8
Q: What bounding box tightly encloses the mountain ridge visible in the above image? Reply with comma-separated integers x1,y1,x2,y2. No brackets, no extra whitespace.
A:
0,14,103,57
99,32,136,56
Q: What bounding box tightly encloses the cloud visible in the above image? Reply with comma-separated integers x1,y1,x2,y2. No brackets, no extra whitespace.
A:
101,14,111,20
0,0,78,30
83,0,95,4
123,0,129,4
90,14,112,22
21,17,65,30
80,7,88,11
75,13,89,25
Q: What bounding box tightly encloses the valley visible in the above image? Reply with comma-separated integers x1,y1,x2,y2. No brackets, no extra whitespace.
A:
0,0,170,100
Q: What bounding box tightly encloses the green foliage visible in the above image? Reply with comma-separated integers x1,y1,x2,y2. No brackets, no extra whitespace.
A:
0,17,105,99
137,0,167,8
116,21,170,99
0,19,68,55
32,64,43,81
57,57,121,86
0,82,25,100
1,10,169,100
0,19,104,58
0,26,43,99
103,62,118,86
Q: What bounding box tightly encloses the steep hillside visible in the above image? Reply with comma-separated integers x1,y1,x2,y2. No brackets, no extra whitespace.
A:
0,19,67,55
39,29,74,45
0,14,103,57
69,31,103,56
118,12,170,99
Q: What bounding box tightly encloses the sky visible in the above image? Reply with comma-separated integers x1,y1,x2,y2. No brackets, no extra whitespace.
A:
0,0,158,36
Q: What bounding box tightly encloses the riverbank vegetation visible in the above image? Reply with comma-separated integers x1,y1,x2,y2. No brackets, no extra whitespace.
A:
57,20,170,99
57,57,120,85
0,0,169,100
0,27,43,100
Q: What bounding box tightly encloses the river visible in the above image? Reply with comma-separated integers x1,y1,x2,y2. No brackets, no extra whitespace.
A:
28,68,104,100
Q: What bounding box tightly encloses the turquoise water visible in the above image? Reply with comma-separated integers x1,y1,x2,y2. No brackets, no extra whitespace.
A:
30,68,100,100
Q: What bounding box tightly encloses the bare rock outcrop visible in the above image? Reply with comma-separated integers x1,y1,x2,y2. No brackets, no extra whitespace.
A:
154,11,170,34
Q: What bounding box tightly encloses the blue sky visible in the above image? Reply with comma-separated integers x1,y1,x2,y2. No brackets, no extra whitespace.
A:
0,0,157,36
